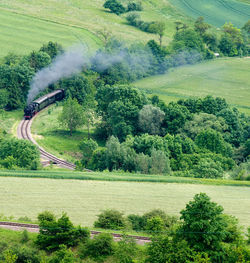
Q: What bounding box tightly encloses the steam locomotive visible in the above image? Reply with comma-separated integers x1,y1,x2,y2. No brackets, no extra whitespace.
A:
24,89,65,120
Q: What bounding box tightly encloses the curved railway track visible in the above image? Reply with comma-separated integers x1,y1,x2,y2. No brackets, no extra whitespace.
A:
0,222,151,245
18,117,76,170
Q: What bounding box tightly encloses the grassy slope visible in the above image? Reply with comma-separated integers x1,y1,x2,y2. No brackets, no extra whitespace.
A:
0,0,192,57
0,110,23,136
0,174,249,228
134,57,250,115
169,0,250,28
31,104,88,163
0,9,101,57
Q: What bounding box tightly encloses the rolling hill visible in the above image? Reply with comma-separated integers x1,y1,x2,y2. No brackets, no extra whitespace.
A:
134,57,250,115
169,0,250,28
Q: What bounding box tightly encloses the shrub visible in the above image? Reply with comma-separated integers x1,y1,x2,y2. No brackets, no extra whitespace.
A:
103,0,126,15
146,216,165,235
127,214,146,232
79,233,114,260
127,2,143,12
193,158,224,178
94,209,127,230
36,212,90,251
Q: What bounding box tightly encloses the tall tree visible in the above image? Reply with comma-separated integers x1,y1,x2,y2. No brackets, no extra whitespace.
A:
58,97,85,136
148,22,166,46
178,193,227,252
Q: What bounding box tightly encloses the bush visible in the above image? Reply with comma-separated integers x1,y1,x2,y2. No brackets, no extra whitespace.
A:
36,211,90,251
103,0,126,15
79,233,114,261
127,2,143,12
193,158,224,178
94,209,127,230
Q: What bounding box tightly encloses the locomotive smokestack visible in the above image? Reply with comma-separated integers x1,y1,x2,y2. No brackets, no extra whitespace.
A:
27,45,87,104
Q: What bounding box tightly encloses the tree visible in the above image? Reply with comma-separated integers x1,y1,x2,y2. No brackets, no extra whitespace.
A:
0,89,8,109
94,209,127,230
79,139,98,167
178,193,227,252
195,129,232,157
103,0,126,15
180,113,228,140
194,17,211,36
97,28,112,46
58,97,85,136
36,211,89,251
148,22,166,46
138,104,165,135
149,148,171,175
0,138,40,169
40,41,63,59
28,51,51,71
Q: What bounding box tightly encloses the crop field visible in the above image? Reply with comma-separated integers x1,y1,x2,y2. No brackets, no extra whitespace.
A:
0,175,249,228
169,0,250,28
134,58,250,115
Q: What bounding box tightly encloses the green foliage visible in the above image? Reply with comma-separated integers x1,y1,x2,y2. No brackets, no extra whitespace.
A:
79,139,98,167
59,75,95,107
195,129,232,157
194,17,211,36
58,97,85,136
149,148,171,175
0,89,8,109
113,235,137,263
0,64,34,110
145,216,165,235
127,2,142,12
0,138,40,169
49,245,76,263
192,158,224,179
20,230,29,244
103,0,126,15
96,85,147,140
39,41,63,59
180,113,228,140
94,209,127,230
79,233,114,260
178,193,227,252
1,250,18,263
36,211,90,251
146,236,195,263
138,104,165,135
27,51,51,71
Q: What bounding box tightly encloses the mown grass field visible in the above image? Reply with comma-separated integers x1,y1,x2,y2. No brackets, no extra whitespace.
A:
134,58,250,115
0,110,22,136
169,0,250,28
0,9,101,57
0,174,249,228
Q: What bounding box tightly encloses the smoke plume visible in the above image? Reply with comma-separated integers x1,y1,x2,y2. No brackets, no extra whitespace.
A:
27,45,88,103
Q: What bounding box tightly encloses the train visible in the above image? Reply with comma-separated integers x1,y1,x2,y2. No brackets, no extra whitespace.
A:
24,89,65,120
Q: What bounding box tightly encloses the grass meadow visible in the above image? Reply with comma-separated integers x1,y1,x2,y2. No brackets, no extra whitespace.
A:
0,0,191,57
0,9,101,57
31,105,89,163
0,110,23,136
0,175,249,228
134,58,250,115
169,0,250,28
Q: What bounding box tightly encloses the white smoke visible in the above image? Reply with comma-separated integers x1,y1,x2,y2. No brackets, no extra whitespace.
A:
27,45,88,103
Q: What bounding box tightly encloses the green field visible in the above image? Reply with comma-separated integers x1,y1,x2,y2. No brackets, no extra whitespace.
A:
0,0,192,57
0,175,249,228
169,0,250,28
31,105,90,163
134,58,250,115
0,9,101,57
0,110,22,136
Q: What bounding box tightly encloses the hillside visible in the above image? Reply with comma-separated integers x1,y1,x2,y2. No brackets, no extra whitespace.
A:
134,57,250,115
169,0,250,28
0,0,191,56
1,0,249,57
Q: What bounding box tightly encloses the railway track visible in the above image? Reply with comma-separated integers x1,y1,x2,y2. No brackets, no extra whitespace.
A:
18,118,76,170
0,222,151,245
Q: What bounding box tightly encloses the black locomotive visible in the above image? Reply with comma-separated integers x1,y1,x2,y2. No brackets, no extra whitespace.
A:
24,89,65,120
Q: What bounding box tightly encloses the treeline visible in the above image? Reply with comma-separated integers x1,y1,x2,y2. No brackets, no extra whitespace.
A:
74,84,249,179
1,193,250,262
